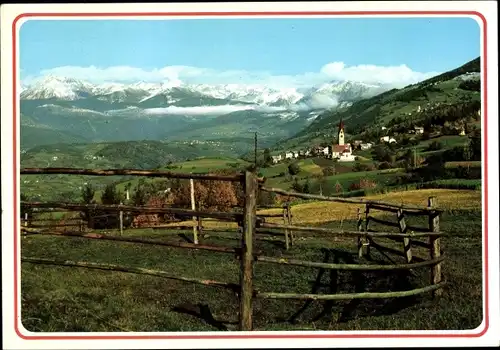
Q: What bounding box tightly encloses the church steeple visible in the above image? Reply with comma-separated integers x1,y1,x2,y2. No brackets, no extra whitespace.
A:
338,118,345,146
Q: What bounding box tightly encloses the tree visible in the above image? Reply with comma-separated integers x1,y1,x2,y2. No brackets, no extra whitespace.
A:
263,148,273,167
81,184,95,205
20,193,33,221
322,166,336,177
288,162,301,176
79,184,97,228
302,178,311,194
132,184,148,206
291,177,303,192
427,140,443,152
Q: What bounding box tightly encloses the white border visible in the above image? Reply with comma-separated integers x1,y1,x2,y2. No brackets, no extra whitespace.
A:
1,2,498,349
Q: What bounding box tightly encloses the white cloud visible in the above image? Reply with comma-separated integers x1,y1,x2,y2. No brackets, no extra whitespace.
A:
27,61,440,89
320,62,439,87
144,105,255,116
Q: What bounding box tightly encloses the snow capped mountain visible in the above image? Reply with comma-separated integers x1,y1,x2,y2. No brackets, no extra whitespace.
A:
21,75,96,100
20,75,389,147
20,75,385,110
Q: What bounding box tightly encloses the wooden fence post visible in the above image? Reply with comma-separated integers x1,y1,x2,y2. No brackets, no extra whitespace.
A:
286,203,293,247
190,178,199,245
398,209,412,263
428,197,442,297
357,208,363,258
363,204,371,257
239,171,257,331
283,207,290,250
119,202,124,236
24,212,28,227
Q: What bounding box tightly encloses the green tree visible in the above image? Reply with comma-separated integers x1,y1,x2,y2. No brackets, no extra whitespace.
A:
302,178,311,194
101,183,123,205
291,177,303,192
288,162,301,176
20,193,33,221
263,148,273,167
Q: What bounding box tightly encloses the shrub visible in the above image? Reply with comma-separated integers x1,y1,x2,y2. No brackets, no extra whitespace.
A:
348,178,377,191
378,161,392,170
322,166,336,176
353,162,375,172
427,140,443,152
288,162,301,176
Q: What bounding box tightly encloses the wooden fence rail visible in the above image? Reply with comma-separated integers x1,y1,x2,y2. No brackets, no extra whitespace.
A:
20,168,446,331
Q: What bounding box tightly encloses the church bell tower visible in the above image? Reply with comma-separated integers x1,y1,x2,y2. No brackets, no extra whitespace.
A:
338,119,345,146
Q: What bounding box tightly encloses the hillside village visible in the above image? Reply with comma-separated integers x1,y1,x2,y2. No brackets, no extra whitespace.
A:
271,107,471,165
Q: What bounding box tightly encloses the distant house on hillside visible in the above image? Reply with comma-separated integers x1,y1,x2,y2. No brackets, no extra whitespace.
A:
353,140,363,148
271,155,282,164
293,151,299,158
360,143,373,150
414,126,424,134
380,136,397,144
285,152,294,160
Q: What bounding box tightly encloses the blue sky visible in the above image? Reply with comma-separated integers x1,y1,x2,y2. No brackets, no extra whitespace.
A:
19,17,480,87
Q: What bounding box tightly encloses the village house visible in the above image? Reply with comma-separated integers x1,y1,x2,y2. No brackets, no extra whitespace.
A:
414,126,424,134
353,140,363,147
271,155,282,164
380,136,397,144
360,142,373,150
285,152,294,160
293,151,299,159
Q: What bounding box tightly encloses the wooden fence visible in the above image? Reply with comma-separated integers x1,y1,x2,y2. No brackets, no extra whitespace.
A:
20,167,445,331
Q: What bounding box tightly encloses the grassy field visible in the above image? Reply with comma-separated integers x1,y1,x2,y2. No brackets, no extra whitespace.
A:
21,189,482,332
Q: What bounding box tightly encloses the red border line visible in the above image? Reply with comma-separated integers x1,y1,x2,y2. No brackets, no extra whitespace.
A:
12,10,489,341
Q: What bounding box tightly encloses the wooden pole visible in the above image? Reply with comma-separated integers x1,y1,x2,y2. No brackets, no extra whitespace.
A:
398,209,412,263
286,203,294,247
254,132,258,168
22,257,239,292
428,197,443,297
283,207,290,250
357,208,363,258
24,212,28,227
239,171,257,331
190,178,198,244
364,204,371,257
119,202,123,236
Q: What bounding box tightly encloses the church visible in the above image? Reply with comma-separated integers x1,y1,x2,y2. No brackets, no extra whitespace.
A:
331,119,356,162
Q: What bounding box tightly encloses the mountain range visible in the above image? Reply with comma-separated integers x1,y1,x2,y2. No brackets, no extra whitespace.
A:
20,75,389,149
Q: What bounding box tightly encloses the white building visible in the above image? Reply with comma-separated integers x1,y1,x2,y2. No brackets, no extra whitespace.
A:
285,152,294,160
414,126,424,134
338,153,357,162
271,155,282,164
380,136,390,143
360,143,373,150
293,151,299,158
